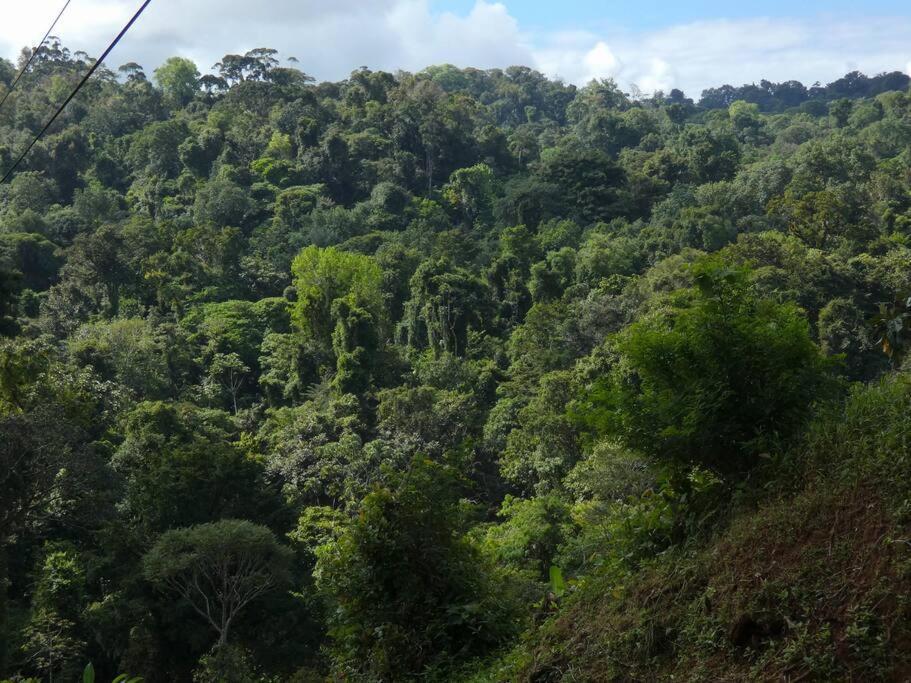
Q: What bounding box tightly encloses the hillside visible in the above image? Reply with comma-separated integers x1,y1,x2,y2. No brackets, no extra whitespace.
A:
2,41,911,682
485,375,911,681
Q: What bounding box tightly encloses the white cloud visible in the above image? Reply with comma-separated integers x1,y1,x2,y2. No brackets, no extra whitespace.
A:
0,0,531,80
0,1,909,98
528,16,911,96
621,17,911,95
635,58,674,96
583,42,620,80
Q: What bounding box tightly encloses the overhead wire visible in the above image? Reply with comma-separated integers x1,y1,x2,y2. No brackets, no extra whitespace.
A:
0,0,74,114
1,0,153,184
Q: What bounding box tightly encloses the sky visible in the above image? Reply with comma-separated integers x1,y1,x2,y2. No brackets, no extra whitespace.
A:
1,0,910,98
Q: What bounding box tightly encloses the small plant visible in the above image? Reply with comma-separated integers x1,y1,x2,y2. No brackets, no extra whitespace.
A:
844,604,890,679
82,663,143,683
872,292,911,366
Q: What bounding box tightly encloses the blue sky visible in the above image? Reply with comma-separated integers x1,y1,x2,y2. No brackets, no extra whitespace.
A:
2,0,910,97
435,0,910,30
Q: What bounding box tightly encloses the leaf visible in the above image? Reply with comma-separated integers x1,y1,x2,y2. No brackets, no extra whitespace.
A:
549,565,566,597
83,662,95,683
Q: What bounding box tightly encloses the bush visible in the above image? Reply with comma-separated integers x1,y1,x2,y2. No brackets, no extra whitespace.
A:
577,258,836,477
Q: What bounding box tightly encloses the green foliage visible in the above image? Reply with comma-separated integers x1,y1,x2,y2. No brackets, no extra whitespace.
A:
0,267,20,336
113,401,284,533
483,495,575,580
20,610,85,683
443,163,497,231
255,393,368,507
577,258,835,476
144,520,292,647
2,43,911,682
315,458,519,679
399,258,491,356
871,292,911,366
0,232,62,291
330,295,380,394
537,145,629,224
154,57,200,107
21,545,88,683
291,245,384,352
273,185,325,231
500,370,580,494
69,318,171,398
192,644,261,683
506,374,911,682
193,177,252,228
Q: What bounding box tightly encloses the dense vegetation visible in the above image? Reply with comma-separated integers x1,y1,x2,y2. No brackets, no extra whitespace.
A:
2,40,911,681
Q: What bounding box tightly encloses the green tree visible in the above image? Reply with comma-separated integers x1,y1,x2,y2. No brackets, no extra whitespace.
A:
0,233,62,292
45,223,133,322
143,520,292,648
0,267,19,336
154,57,200,107
536,146,628,224
273,184,325,232
483,495,575,580
257,332,318,406
21,545,87,683
0,342,105,546
69,318,171,398
20,611,84,683
501,371,581,494
872,292,911,367
202,352,250,414
674,127,741,183
577,259,835,477
399,258,491,356
193,177,252,228
330,295,380,394
442,163,497,231
829,98,853,127
315,457,516,679
291,246,385,352
768,189,853,249
728,100,768,144
113,402,283,534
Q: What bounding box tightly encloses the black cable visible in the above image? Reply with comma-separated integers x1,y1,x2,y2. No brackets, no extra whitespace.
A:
0,0,74,114
1,0,153,185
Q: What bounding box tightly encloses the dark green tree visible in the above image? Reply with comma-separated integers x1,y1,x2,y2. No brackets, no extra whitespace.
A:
143,520,292,648
316,458,517,679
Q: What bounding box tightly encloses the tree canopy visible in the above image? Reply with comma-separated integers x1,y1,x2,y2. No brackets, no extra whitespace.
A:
1,41,910,680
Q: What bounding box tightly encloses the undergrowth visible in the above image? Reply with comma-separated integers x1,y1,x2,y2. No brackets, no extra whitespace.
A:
474,374,911,682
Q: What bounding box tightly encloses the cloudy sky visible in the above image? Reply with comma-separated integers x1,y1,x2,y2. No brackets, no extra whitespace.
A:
1,0,910,97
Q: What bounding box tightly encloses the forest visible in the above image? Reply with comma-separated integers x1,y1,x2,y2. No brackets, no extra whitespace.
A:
2,40,911,682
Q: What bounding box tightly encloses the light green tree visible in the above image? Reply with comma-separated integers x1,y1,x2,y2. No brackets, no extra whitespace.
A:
291,246,385,351
154,57,200,107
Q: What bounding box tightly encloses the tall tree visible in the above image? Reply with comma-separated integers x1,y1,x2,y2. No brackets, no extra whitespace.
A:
154,57,200,107
143,520,292,648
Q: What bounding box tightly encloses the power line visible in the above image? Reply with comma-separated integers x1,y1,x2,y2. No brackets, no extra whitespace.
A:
1,0,153,185
0,0,74,114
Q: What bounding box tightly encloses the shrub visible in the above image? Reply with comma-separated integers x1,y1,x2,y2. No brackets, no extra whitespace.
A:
576,258,836,477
